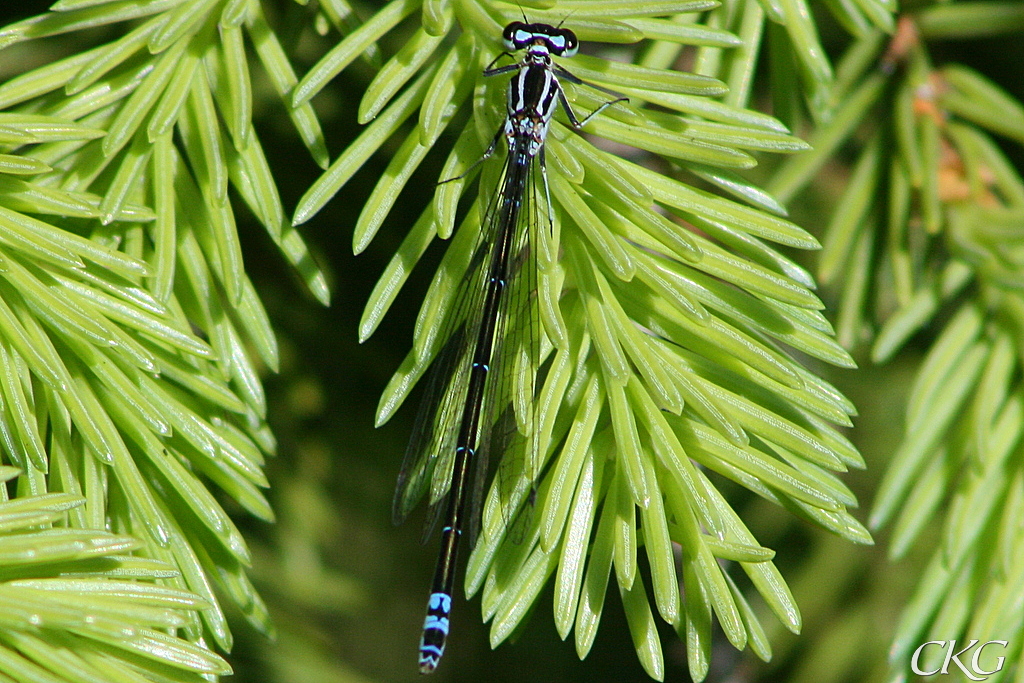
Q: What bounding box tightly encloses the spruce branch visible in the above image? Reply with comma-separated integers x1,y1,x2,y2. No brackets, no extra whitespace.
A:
0,0,333,680
294,1,887,678
0,463,231,681
766,2,1024,680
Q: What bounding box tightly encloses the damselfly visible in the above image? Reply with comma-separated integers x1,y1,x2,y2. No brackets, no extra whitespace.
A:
392,20,625,674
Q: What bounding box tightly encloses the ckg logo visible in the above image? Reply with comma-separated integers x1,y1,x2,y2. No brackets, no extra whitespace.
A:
911,640,1008,680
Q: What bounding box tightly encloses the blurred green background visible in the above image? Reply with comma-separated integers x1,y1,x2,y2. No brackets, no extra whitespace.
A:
1,1,1022,682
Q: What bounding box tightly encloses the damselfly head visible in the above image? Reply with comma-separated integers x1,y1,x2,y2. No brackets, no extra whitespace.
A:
501,22,579,58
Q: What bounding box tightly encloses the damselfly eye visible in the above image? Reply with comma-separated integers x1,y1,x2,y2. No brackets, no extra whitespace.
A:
502,21,528,50
551,27,578,56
